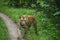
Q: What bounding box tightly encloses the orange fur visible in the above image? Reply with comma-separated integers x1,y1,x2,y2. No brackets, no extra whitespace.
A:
19,15,38,39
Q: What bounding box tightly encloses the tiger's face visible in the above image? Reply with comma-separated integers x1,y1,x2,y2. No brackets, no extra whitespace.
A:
20,17,27,26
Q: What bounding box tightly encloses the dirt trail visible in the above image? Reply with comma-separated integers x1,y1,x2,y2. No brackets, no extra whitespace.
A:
0,13,24,40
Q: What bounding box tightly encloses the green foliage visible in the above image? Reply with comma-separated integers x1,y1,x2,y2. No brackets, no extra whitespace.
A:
8,0,20,7
0,6,60,40
3,0,37,7
0,18,10,40
0,0,60,40
53,11,60,16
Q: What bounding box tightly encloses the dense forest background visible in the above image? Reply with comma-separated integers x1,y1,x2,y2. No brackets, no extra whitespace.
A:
0,0,60,40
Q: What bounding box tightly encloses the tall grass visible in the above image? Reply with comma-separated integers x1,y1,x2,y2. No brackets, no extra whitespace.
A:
0,18,10,40
0,6,59,40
